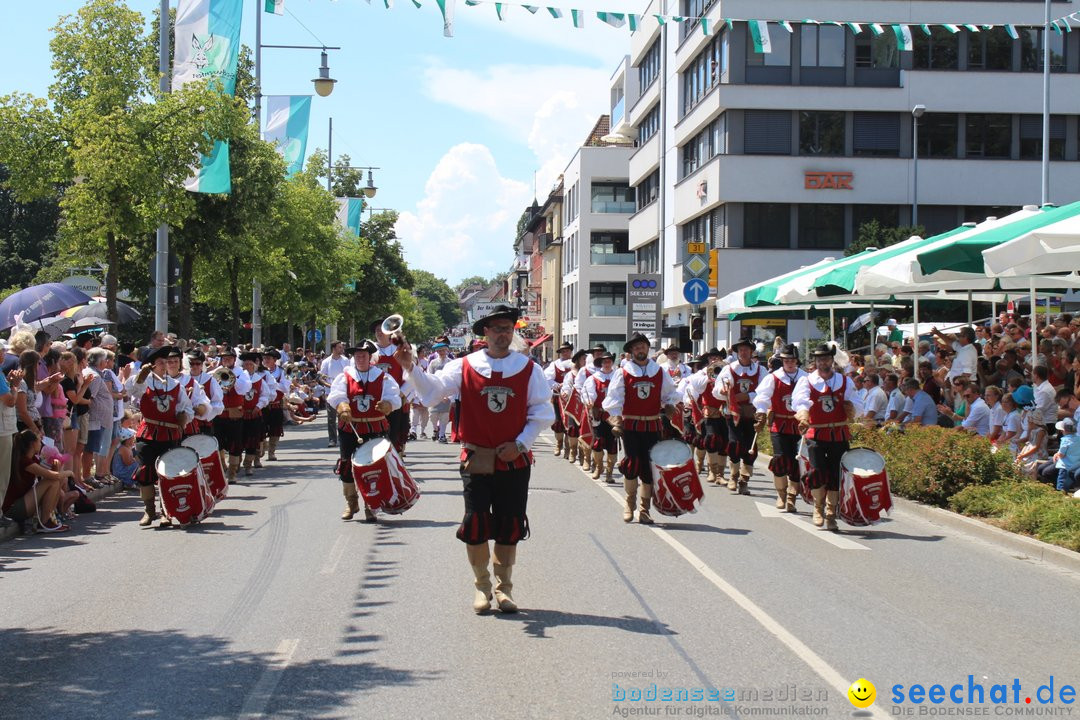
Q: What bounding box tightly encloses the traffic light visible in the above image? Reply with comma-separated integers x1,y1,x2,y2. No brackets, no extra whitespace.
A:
690,313,704,341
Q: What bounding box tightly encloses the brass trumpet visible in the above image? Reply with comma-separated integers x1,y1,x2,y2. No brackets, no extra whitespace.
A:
380,314,405,346
213,366,236,391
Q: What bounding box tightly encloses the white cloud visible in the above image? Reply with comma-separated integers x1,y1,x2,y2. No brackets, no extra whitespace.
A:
395,143,532,284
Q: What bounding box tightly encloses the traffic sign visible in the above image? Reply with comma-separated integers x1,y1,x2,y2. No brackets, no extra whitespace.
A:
683,278,709,305
307,329,323,343
686,242,707,255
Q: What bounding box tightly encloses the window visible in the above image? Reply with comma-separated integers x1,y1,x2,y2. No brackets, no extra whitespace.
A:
799,111,844,156
589,282,626,317
636,170,660,211
743,203,790,248
680,0,717,40
711,205,727,249
744,110,792,155
563,282,578,321
588,335,626,356
681,114,725,178
798,204,845,249
681,31,728,116
590,232,634,265
852,205,900,240
853,112,900,157
745,23,791,67
966,114,1011,158
563,231,578,273
1021,28,1066,72
637,241,660,274
918,113,958,159
855,32,900,68
681,213,712,251
968,27,1014,71
590,182,635,213
963,205,1022,224
564,182,580,224
637,104,660,145
1019,115,1066,160
638,39,661,91
912,27,959,69
800,25,845,67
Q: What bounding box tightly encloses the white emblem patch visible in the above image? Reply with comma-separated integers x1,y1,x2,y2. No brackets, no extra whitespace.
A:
355,395,372,413
738,378,753,393
154,394,172,413
783,394,793,412
820,395,835,413
633,381,652,400
481,386,515,413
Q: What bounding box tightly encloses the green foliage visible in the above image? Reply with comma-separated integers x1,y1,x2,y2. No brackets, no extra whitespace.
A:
344,210,412,325
846,220,925,257
950,481,1080,552
305,149,366,198
454,274,502,293
411,270,460,330
0,166,61,290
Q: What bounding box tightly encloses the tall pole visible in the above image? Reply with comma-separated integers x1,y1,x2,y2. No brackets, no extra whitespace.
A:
1041,0,1051,205
252,0,264,347
325,116,333,356
912,116,919,228
155,0,171,333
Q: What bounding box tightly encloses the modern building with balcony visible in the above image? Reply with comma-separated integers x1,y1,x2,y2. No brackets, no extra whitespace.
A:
559,115,637,354
621,0,1080,351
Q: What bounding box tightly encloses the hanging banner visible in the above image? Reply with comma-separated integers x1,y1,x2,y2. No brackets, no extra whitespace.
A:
263,95,311,178
749,20,772,53
264,0,284,14
892,23,914,50
174,0,244,194
336,197,365,236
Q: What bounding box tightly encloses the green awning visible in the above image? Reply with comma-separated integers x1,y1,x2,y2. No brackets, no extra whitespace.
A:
742,258,834,307
916,201,1080,276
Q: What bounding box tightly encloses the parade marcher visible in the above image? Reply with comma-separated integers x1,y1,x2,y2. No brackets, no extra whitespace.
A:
603,333,681,524
792,343,863,530
686,347,730,486
573,345,608,473
398,305,554,614
326,340,400,523
371,320,410,455
262,349,290,461
543,342,574,457
130,346,193,526
752,343,807,511
320,341,349,448
714,335,768,495
213,347,253,482
561,349,588,464
181,349,223,437
581,353,618,483
240,351,274,477
678,354,707,474
662,345,692,383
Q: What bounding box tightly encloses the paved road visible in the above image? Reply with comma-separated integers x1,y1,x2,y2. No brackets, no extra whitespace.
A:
2,420,1078,720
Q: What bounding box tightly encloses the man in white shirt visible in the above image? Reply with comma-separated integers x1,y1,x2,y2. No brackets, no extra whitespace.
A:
1032,365,1057,435
320,341,350,448
713,336,768,495
931,325,978,382
959,383,991,437
861,373,888,425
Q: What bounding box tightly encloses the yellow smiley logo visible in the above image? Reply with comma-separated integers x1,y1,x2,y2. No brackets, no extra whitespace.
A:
848,678,876,709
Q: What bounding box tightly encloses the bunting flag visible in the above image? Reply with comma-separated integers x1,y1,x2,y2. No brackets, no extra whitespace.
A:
628,14,639,31
336,198,365,237
262,95,311,178
523,4,537,12
869,23,884,36
920,24,932,36
779,20,792,32
700,17,711,36
597,11,624,28
547,6,561,18
748,20,771,53
264,0,284,14
846,22,861,34
653,14,665,25
436,0,455,35
892,24,913,51
495,2,504,20
943,24,960,33
173,0,243,194
570,8,583,27
962,24,979,32
1005,24,1019,40
384,0,393,8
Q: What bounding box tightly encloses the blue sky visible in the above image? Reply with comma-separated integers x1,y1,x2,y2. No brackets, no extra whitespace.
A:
0,0,631,284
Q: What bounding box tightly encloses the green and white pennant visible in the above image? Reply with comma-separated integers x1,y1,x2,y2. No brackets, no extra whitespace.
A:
264,0,284,15
748,20,771,53
597,12,625,28
891,24,913,51
570,8,583,27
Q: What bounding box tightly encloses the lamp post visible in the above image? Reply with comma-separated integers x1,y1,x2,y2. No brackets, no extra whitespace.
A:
911,104,926,228
1042,0,1051,205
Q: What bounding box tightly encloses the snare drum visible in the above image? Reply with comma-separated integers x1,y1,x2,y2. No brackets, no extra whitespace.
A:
181,433,227,503
649,440,704,517
155,447,213,526
351,438,420,514
839,448,892,526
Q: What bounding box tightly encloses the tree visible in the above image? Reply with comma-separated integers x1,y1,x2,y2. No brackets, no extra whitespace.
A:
411,270,460,330
305,149,366,198
847,220,924,257
337,210,413,330
0,165,61,292
454,275,502,294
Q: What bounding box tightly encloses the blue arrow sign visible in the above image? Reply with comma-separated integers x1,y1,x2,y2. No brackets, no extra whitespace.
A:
306,329,323,343
683,277,709,305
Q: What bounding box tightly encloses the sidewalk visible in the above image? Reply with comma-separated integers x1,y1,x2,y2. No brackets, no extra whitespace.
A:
1,481,123,543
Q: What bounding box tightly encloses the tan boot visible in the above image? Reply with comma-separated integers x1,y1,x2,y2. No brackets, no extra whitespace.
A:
712,455,728,485
604,454,616,484
705,458,716,485
580,440,592,470
492,543,517,613
363,506,377,523
563,436,573,460
772,475,788,509
254,443,264,468
811,487,826,527
466,543,493,614
554,433,564,456
785,481,801,513
696,448,707,473
138,484,157,527
825,490,840,531
342,483,360,520
267,437,278,461
591,450,604,480
227,455,241,483
638,483,654,525
727,461,740,492
243,454,254,476
738,469,752,496
623,477,638,522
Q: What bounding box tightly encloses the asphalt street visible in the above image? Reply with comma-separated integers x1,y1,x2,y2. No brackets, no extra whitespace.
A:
2,419,1078,720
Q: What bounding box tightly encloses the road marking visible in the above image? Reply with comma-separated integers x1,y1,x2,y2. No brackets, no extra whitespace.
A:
238,637,300,720
320,534,349,575
755,501,870,550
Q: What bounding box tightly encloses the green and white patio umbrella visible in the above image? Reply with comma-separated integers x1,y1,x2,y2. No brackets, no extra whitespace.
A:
983,214,1080,278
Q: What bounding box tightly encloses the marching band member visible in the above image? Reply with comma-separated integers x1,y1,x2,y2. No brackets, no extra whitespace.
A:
165,349,210,438
573,345,607,473
603,333,681,524
240,351,274,477
752,344,807,511
180,349,220,437
561,349,588,465
543,342,574,457
262,349,290,461
326,340,400,523
792,343,863,530
714,336,768,495
686,348,730,486
398,305,554,614
214,348,252,482
372,320,410,455
581,353,618,483
678,355,706,474
662,345,692,382
130,346,193,527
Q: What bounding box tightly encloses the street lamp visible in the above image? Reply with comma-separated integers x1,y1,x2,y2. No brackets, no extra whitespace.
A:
911,104,927,228
312,50,337,97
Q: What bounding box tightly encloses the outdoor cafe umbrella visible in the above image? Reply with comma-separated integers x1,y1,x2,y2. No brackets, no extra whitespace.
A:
982,214,1080,278
0,283,93,331
61,299,141,325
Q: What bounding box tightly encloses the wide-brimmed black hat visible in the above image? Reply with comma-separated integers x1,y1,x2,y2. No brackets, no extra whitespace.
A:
705,346,725,358
623,333,651,352
810,342,836,358
239,351,262,363
186,349,206,363
593,353,615,368
557,342,574,353
263,348,281,360
145,346,174,364
590,344,607,354
731,335,755,351
571,349,588,363
471,304,521,336
115,354,134,369
663,344,682,355
775,343,800,361
219,346,237,358
346,339,378,356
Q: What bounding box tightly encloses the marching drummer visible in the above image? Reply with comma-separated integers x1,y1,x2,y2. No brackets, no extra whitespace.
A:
371,320,410,455
543,342,574,458
262,349,290,461
216,348,252,484
326,339,400,523
685,348,730,486
181,349,221,438
792,343,862,531
714,335,768,495
130,346,194,527
603,332,681,525
240,351,274,477
752,343,807,512
581,352,618,484
561,349,588,466
396,305,553,614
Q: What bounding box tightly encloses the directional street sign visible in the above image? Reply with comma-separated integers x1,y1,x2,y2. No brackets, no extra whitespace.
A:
683,277,709,306
682,242,710,282
626,274,662,344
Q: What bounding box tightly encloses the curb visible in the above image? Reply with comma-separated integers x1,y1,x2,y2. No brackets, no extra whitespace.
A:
1,481,123,544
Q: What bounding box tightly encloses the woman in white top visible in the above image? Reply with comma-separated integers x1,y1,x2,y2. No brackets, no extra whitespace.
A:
999,394,1021,456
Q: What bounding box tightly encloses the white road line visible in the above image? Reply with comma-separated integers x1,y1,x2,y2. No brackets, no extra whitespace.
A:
320,534,349,575
238,637,300,720
755,501,871,550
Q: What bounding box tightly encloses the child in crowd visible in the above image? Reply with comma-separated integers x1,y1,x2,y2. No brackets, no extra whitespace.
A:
110,427,141,490
1052,418,1080,492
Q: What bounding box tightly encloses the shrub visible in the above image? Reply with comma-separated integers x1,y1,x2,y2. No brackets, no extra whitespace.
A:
950,481,1080,552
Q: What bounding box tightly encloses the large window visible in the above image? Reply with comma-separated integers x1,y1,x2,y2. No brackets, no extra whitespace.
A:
744,110,792,155
562,231,578,273
912,27,959,69
589,282,626,317
743,203,790,249
853,112,900,157
636,170,660,211
918,113,958,158
800,25,845,67
680,0,717,40
966,114,1012,158
590,232,634,265
1020,115,1066,160
590,182,635,213
799,111,844,156
564,181,579,224
745,22,791,67
563,282,577,321
681,114,725,178
638,104,660,145
588,335,626,356
1021,28,1066,72
682,31,727,116
637,240,660,274
681,213,712,247
638,39,661,91
798,204,845,249
968,27,1013,71
855,32,900,68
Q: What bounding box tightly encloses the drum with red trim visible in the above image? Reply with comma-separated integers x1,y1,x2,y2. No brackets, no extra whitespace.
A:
839,448,892,526
352,438,421,514
155,447,213,526
649,440,704,517
181,434,227,503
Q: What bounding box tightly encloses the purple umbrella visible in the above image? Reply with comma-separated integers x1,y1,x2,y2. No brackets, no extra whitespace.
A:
0,283,93,331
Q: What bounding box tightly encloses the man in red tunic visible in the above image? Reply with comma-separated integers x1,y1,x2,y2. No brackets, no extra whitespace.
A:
371,320,410,455
603,333,681,524
581,353,617,483
543,342,574,457
752,344,807,511
685,348,730,485
714,336,768,495
397,305,554,614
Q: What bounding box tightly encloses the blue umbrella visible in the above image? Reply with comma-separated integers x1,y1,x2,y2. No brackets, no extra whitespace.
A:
0,283,93,331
